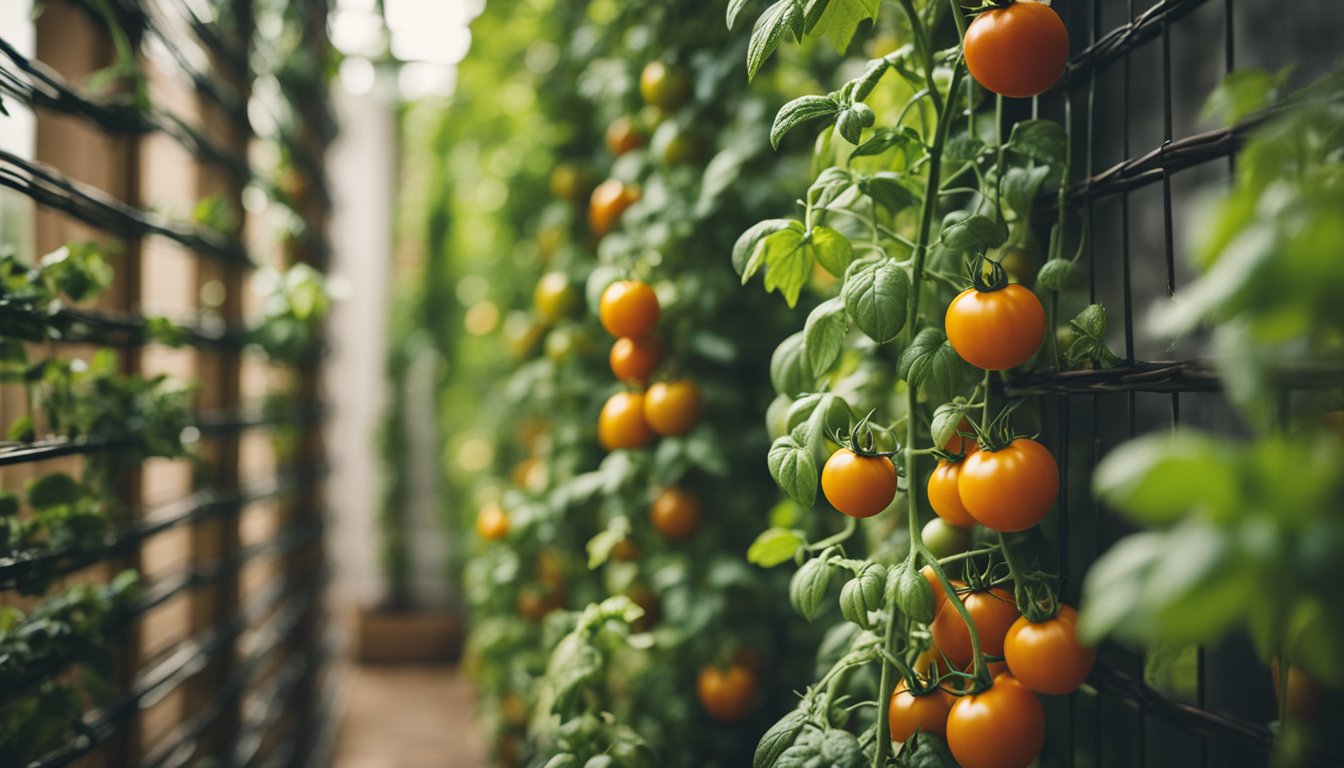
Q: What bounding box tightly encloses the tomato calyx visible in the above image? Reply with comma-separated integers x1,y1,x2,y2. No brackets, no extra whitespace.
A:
835,410,903,460
969,254,1011,293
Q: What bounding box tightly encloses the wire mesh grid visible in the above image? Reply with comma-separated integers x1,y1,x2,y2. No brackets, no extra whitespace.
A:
0,0,333,764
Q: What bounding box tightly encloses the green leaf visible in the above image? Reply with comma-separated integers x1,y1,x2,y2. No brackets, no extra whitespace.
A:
1202,68,1287,126
771,95,843,148
586,517,632,569
748,0,804,81
894,732,958,767
810,226,853,277
1001,165,1053,220
891,561,936,624
769,434,818,507
7,413,34,442
748,528,805,568
896,328,963,402
930,402,967,451
1066,304,1122,368
809,0,880,54
803,298,847,377
849,126,922,162
1036,258,1083,292
789,556,832,621
835,108,863,144
756,226,814,307
939,211,1008,251
817,729,865,767
943,134,986,164
0,492,19,517
727,0,754,29
1008,119,1067,165
857,172,919,213
841,257,909,343
771,331,811,397
839,563,886,629
735,219,798,277
1092,432,1241,525
852,58,889,101
755,709,807,768
25,473,82,509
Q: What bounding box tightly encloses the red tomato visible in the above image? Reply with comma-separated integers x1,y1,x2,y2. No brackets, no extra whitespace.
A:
697,664,757,722
944,285,1046,370
957,438,1059,532
946,674,1045,768
888,680,954,742
1004,604,1096,695
964,2,1069,98
930,587,1021,670
928,459,976,528
821,449,897,518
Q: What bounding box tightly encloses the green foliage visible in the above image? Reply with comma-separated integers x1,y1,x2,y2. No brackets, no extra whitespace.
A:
0,572,140,764
247,264,333,364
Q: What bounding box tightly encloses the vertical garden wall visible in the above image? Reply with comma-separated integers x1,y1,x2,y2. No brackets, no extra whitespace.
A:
423,0,1344,767
0,0,336,764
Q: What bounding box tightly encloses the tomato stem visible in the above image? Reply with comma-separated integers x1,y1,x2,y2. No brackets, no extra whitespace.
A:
807,516,858,551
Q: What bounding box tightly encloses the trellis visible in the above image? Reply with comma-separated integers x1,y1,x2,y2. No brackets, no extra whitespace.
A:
1018,1,1340,766
0,0,333,765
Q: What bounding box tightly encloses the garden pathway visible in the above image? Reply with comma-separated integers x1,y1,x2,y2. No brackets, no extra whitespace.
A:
332,664,489,768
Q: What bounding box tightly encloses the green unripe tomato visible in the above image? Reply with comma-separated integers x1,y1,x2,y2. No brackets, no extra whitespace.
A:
922,517,972,560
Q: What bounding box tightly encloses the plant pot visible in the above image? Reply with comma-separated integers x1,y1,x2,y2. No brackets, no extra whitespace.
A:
352,604,462,664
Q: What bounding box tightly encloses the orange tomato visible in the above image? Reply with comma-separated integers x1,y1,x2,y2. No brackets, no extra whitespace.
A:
475,503,509,541
599,280,660,338
650,486,701,539
928,459,976,528
888,680,954,742
644,379,702,435
599,391,655,450
610,336,663,383
964,1,1069,98
930,587,1021,669
921,564,965,614
697,663,757,722
605,115,644,155
588,179,640,237
946,674,1045,768
958,438,1059,532
942,416,976,456
1004,604,1096,695
821,449,897,518
945,285,1046,370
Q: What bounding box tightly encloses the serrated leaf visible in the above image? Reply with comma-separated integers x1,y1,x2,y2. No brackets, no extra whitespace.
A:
809,0,880,54
803,297,847,377
940,211,1008,250
748,528,805,568
771,94,842,148
841,257,909,343
735,219,797,276
759,228,814,307
1008,119,1067,165
749,1,804,81
810,226,853,276
769,435,818,506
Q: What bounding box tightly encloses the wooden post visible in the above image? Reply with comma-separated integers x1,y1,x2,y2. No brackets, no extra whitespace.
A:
34,3,143,765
